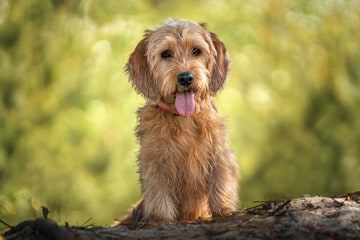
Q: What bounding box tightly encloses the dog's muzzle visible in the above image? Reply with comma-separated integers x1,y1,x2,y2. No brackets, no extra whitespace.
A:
177,72,194,87
174,72,195,116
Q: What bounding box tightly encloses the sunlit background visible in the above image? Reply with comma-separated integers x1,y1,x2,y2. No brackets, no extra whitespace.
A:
0,0,359,228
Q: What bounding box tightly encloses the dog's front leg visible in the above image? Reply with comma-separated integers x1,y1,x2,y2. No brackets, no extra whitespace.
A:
141,161,178,222
208,150,239,217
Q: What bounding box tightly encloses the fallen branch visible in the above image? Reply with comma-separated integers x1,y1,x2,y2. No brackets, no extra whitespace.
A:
2,192,360,240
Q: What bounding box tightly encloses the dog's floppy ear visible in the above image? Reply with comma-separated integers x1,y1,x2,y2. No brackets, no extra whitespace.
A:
126,30,158,99
209,32,230,94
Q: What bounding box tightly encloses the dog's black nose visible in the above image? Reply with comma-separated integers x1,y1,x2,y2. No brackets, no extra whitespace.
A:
177,72,194,87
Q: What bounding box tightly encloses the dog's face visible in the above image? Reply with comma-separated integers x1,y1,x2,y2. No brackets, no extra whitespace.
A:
126,20,229,116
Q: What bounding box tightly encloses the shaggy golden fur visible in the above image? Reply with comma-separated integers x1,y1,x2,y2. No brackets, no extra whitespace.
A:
120,20,239,224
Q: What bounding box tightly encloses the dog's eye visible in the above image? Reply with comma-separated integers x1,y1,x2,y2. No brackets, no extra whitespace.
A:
192,48,201,56
161,50,173,59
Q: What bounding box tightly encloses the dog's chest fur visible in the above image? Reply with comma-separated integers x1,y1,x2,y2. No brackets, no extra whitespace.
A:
136,103,227,196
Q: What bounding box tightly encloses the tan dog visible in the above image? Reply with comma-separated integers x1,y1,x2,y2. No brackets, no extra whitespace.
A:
121,20,239,224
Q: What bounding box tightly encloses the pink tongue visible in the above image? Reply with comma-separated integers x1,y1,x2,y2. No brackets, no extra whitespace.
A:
175,92,195,116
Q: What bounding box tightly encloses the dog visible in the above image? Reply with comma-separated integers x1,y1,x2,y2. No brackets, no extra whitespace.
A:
120,20,239,224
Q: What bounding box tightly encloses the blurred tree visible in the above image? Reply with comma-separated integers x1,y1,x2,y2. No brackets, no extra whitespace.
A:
237,0,360,203
0,0,143,225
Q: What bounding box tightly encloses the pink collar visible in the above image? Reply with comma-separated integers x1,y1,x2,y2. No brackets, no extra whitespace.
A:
154,102,179,116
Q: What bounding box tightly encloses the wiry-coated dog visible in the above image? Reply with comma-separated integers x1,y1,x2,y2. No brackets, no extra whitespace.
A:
120,20,239,224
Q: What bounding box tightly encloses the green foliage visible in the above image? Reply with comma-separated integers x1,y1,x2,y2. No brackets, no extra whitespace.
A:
0,0,359,227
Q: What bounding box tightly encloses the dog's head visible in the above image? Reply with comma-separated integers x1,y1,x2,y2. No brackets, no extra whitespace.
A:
126,20,230,116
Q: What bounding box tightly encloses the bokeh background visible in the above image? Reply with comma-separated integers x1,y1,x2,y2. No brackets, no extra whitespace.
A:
1,0,359,228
